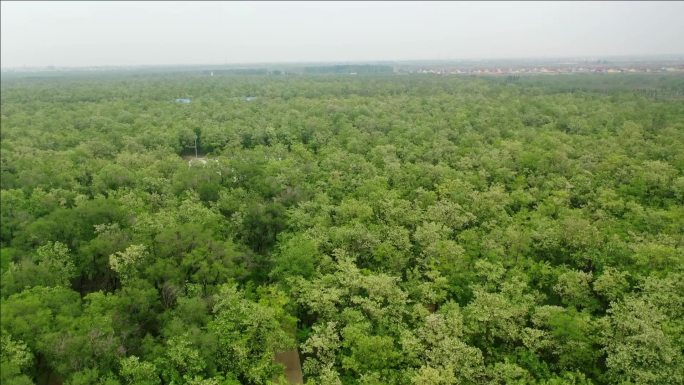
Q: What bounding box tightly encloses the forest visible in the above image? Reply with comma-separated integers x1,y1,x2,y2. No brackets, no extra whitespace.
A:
1,72,683,385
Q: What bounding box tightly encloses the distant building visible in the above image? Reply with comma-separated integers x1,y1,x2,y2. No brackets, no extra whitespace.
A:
188,158,208,167
245,96,257,102
175,98,192,104
188,157,219,167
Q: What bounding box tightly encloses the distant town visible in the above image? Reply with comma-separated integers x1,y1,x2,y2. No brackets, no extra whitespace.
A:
401,62,684,76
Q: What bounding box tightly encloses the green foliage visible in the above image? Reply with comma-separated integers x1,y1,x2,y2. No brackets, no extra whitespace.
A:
553,269,598,311
592,267,630,303
209,284,294,384
603,292,684,385
270,233,320,281
119,356,159,385
1,72,683,385
0,333,34,385
109,244,147,283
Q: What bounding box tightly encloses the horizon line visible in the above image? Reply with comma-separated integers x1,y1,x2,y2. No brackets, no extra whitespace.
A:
3,53,684,71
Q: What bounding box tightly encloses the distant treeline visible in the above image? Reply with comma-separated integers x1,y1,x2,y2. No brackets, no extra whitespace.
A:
197,65,394,76
302,64,394,74
202,68,270,75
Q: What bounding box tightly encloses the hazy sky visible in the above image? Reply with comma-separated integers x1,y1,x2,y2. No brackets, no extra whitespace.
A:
2,1,684,68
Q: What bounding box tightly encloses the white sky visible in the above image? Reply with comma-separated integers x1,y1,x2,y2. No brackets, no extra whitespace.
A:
2,1,684,68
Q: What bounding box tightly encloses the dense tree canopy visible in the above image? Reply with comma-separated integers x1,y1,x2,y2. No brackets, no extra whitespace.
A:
1,72,683,385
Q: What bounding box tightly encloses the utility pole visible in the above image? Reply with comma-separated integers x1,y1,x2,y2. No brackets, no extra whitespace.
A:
194,134,198,158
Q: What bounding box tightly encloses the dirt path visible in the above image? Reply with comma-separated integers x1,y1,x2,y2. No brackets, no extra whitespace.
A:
274,349,304,384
